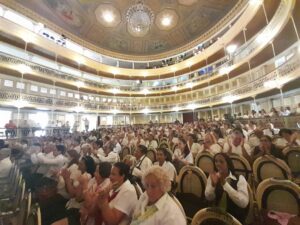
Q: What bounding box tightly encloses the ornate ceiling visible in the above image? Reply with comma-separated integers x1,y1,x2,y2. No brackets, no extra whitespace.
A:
10,0,239,57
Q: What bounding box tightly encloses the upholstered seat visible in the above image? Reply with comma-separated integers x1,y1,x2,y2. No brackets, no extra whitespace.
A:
256,178,300,224
253,155,292,184
283,147,300,177
229,154,252,183
146,149,156,162
176,165,208,221
120,147,131,160
191,207,242,225
194,152,214,177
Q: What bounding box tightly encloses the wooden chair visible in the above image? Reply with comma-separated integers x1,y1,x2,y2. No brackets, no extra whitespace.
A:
256,178,300,224
176,165,208,222
252,155,292,184
51,218,68,225
283,147,300,178
26,203,42,225
119,147,131,160
229,154,252,183
191,207,242,225
146,149,156,162
194,151,214,177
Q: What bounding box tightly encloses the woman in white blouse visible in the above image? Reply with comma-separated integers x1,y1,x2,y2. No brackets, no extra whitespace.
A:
205,153,249,223
154,147,177,184
173,137,193,172
131,166,186,225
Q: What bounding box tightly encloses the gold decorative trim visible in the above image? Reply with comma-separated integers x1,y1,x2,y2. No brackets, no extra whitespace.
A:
0,0,246,61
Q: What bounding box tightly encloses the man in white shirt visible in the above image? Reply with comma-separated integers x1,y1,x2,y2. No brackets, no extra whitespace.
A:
0,148,12,178
98,162,138,225
148,134,158,150
113,137,122,154
223,128,252,161
98,142,120,164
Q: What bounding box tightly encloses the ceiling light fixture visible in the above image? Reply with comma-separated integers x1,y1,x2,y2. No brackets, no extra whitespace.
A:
142,88,150,95
161,16,171,26
126,0,154,37
102,11,114,23
171,86,178,92
110,88,121,94
226,44,237,54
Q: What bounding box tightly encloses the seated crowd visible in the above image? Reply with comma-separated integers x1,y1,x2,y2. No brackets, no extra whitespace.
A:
1,117,300,225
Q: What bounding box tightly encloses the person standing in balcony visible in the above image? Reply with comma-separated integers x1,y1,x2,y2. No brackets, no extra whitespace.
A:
4,120,16,139
83,118,90,132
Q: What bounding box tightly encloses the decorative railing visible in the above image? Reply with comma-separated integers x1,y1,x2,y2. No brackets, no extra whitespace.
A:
0,42,299,113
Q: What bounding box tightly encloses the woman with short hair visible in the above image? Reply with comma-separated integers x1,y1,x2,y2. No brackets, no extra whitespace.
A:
131,166,186,225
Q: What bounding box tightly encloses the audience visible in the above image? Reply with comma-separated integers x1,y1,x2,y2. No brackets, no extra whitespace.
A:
0,147,12,178
3,111,300,225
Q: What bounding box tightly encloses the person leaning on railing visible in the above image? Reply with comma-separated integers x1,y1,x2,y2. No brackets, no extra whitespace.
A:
4,120,16,139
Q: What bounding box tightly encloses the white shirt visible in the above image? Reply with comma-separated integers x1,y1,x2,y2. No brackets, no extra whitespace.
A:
98,151,120,164
113,142,122,154
223,143,252,157
148,140,158,150
37,154,68,177
0,157,12,178
206,144,222,155
154,161,177,181
188,142,202,156
131,192,186,225
205,172,249,208
132,155,153,178
109,180,138,225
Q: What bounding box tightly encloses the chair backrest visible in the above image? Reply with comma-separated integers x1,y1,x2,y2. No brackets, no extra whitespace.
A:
191,207,242,225
256,178,300,215
168,192,186,219
229,154,252,182
146,149,156,162
120,147,131,160
132,181,143,199
283,147,300,175
177,165,207,198
26,203,41,225
195,152,214,177
253,155,292,183
245,184,254,224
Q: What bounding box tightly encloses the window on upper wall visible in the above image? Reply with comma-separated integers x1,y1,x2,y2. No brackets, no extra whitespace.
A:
75,94,80,99
68,93,73,98
16,82,25,89
40,87,47,94
50,89,56,95
30,85,38,92
4,80,13,87
60,91,66,97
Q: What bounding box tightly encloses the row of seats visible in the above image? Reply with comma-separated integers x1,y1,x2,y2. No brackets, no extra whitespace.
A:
177,165,300,225
0,163,41,225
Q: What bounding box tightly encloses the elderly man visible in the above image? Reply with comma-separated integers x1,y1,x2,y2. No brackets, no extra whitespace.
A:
0,148,12,178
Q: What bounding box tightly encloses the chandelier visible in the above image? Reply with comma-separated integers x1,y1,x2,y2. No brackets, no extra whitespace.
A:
126,0,154,37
